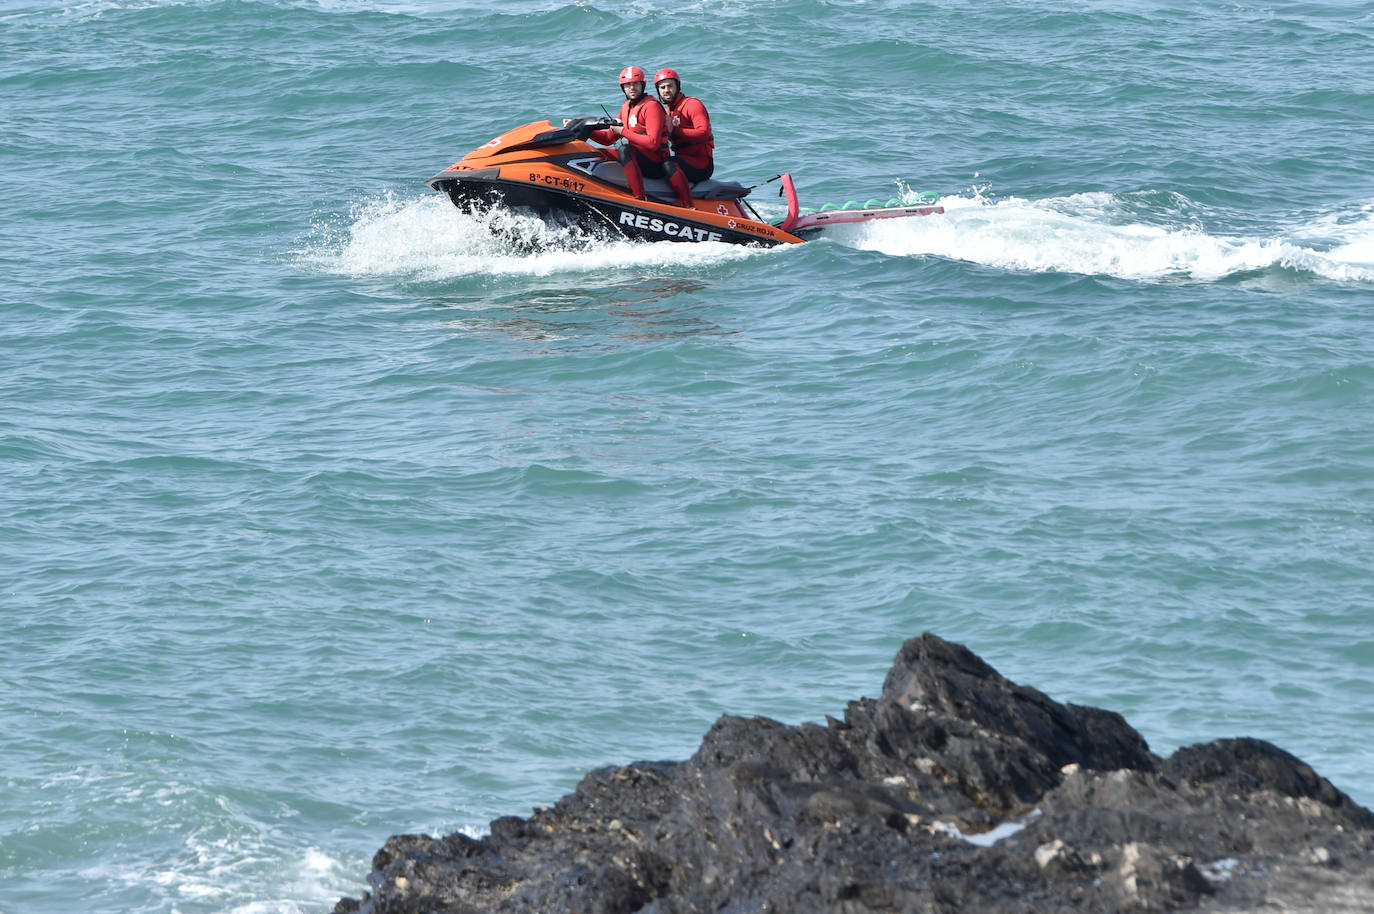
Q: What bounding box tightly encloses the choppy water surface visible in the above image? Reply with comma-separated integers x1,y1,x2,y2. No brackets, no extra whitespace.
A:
3,1,1373,911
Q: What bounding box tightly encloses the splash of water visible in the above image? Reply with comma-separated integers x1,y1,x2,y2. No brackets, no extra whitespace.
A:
299,189,1374,286
296,192,767,283
834,190,1374,283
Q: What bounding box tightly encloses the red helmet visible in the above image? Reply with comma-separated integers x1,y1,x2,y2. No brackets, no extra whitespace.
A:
618,66,645,86
654,67,680,86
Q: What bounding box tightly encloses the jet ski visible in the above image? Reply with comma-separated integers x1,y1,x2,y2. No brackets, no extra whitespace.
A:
427,118,944,247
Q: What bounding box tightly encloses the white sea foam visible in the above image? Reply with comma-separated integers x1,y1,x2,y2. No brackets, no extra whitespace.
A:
124,839,358,914
298,192,766,283
832,191,1374,283
222,847,358,914
40,768,361,914
1293,201,1374,271
300,189,1374,286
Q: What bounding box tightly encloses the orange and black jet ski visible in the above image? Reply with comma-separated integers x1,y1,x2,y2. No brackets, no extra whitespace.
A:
427,118,943,247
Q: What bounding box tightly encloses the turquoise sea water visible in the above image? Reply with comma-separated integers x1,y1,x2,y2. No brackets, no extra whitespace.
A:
4,1,1374,911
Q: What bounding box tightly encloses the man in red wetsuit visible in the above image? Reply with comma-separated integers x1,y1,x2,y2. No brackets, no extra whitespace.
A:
655,68,715,184
589,66,694,208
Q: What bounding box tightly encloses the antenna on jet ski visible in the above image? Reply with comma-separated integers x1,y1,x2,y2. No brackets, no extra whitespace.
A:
746,174,784,191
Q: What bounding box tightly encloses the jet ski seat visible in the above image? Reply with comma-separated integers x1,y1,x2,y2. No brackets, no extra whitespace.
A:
587,160,749,203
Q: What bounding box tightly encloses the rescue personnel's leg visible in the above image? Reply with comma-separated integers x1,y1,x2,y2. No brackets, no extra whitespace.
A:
664,158,693,208
617,143,647,200
681,158,714,184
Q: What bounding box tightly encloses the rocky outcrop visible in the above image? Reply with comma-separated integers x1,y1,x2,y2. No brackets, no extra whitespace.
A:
335,633,1374,913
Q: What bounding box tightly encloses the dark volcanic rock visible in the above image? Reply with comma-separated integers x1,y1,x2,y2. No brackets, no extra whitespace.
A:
335,633,1374,913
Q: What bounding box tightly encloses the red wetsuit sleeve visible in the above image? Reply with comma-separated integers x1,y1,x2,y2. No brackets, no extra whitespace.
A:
589,100,631,146
673,97,713,146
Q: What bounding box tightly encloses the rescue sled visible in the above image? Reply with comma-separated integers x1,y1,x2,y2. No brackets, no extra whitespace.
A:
427,118,943,247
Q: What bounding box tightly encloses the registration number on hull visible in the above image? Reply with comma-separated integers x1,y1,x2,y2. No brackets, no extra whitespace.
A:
531,173,586,193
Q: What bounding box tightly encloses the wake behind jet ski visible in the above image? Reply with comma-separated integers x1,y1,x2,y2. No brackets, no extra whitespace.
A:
427,117,944,247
